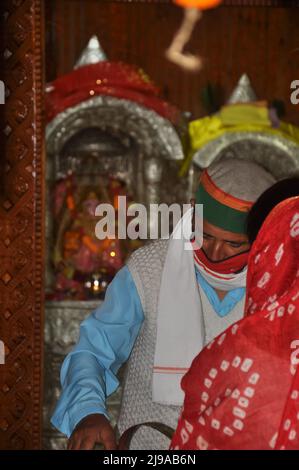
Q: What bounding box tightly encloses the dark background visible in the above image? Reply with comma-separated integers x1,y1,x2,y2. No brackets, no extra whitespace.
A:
45,0,299,123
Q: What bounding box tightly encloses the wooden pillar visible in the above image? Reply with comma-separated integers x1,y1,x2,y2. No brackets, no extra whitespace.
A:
0,0,44,450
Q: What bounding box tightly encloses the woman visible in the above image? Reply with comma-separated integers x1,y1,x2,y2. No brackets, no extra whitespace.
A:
170,196,299,450
246,176,299,244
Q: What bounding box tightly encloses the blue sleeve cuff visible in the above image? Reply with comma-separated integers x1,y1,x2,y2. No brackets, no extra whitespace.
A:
50,266,144,437
51,403,108,438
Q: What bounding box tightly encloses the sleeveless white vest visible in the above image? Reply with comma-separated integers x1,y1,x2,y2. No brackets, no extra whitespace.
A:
117,239,245,449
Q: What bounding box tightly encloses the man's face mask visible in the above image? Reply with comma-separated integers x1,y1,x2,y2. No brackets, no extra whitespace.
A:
194,219,250,274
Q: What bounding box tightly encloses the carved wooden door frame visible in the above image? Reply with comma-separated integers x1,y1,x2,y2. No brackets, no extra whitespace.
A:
0,0,44,450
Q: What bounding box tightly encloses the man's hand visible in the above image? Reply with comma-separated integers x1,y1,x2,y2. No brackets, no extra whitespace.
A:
67,414,117,450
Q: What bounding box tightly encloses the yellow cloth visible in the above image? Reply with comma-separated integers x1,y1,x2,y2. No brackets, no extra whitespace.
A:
180,104,299,176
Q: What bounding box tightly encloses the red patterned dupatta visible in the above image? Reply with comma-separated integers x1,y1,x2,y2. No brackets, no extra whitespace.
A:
170,197,299,450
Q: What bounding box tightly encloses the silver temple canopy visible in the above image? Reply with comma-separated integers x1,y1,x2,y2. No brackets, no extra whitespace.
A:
191,74,299,179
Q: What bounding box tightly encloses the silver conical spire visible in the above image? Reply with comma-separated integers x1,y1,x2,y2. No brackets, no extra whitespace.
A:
227,74,257,104
74,36,107,69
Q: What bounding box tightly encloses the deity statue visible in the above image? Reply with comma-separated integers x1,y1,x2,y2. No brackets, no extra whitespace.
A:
51,175,125,300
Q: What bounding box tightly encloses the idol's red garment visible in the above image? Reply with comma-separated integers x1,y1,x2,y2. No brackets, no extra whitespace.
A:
170,197,299,450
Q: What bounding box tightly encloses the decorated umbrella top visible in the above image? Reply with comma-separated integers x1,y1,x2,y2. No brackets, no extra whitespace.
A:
46,37,180,125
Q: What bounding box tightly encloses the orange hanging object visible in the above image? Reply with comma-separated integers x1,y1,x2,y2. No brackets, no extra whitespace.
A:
174,0,222,9
166,0,222,71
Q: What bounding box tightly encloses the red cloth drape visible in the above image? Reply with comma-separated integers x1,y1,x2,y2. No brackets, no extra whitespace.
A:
45,62,179,124
170,197,299,450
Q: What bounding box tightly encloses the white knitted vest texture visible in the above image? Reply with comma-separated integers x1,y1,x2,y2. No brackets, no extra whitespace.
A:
117,239,245,449
117,239,180,450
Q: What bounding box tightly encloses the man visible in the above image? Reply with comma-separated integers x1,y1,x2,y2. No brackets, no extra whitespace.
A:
51,158,275,450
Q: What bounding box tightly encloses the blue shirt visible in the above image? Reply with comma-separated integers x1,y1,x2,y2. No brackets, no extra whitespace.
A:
51,265,244,437
51,266,144,437
196,271,245,317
